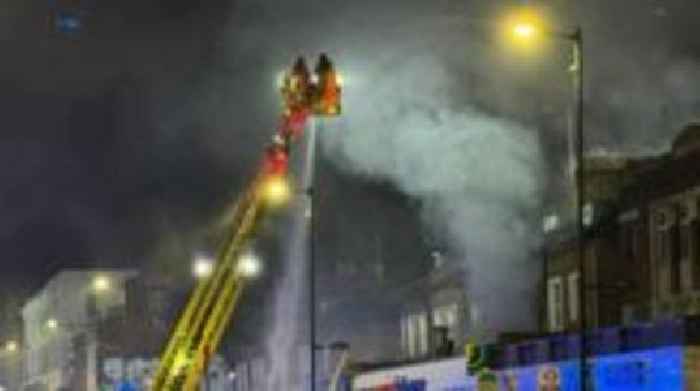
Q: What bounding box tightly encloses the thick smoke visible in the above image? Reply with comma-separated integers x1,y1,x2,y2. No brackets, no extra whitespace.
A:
200,0,547,336
556,0,700,152
323,54,544,332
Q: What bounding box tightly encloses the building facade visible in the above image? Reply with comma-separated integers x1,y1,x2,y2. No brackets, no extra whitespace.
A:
21,269,138,391
400,251,469,361
0,291,24,391
20,268,232,391
544,123,700,334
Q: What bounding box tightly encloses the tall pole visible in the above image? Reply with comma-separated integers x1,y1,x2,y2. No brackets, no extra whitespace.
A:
571,27,586,391
308,120,319,391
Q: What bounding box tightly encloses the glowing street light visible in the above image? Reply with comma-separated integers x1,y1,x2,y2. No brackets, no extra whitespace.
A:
261,175,291,206
502,7,547,50
93,275,110,292
513,22,536,38
193,257,214,279
5,341,17,353
237,252,262,278
46,318,58,330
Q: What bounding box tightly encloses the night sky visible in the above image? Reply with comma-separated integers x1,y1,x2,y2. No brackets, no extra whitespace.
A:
1,0,244,289
1,0,700,330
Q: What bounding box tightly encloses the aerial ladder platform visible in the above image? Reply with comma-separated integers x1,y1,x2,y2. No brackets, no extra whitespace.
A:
150,54,342,391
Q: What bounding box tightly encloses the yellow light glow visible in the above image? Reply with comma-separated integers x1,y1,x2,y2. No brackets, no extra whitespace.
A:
93,275,110,292
193,257,214,278
503,7,546,50
336,74,344,87
513,23,535,38
46,318,58,330
261,176,291,206
172,351,190,375
238,253,262,278
5,341,18,353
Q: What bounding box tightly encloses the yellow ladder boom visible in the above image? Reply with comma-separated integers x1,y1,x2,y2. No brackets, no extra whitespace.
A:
151,53,341,391
151,175,268,390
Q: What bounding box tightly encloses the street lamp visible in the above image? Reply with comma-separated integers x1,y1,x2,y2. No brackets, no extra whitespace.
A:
93,275,110,292
513,23,535,38
510,12,586,391
503,6,548,51
193,256,214,279
307,122,320,391
46,318,59,330
261,175,292,206
4,341,17,353
237,252,262,278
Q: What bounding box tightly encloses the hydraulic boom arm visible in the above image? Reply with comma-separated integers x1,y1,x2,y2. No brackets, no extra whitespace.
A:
151,54,341,390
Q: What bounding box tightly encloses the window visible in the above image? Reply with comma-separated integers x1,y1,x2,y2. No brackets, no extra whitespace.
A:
661,232,668,262
583,203,594,227
655,229,668,265
401,317,409,357
681,225,690,260
433,303,459,340
622,226,632,259
417,313,429,356
622,225,640,267
405,314,417,358
671,222,682,294
654,215,672,296
654,210,669,265
568,272,580,322
402,312,429,358
547,277,564,332
694,219,700,290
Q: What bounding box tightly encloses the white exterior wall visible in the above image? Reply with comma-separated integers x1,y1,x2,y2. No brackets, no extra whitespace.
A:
21,269,137,390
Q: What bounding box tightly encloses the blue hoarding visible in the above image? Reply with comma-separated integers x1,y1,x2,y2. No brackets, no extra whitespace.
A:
356,347,684,390
486,346,683,391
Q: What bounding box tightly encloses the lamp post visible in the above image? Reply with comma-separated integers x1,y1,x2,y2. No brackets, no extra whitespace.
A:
512,18,586,390
237,252,263,278
93,275,110,292
572,28,587,391
268,120,320,390
308,120,320,391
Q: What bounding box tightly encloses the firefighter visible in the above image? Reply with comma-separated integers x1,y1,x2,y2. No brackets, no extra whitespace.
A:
262,135,289,176
313,53,341,115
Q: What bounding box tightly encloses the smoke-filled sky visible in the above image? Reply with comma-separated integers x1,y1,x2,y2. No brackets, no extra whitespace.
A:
1,0,699,331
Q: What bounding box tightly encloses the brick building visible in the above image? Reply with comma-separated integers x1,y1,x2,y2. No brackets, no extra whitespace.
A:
544,123,700,333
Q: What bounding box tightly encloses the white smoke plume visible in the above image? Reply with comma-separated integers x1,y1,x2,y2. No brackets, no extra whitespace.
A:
323,54,545,333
